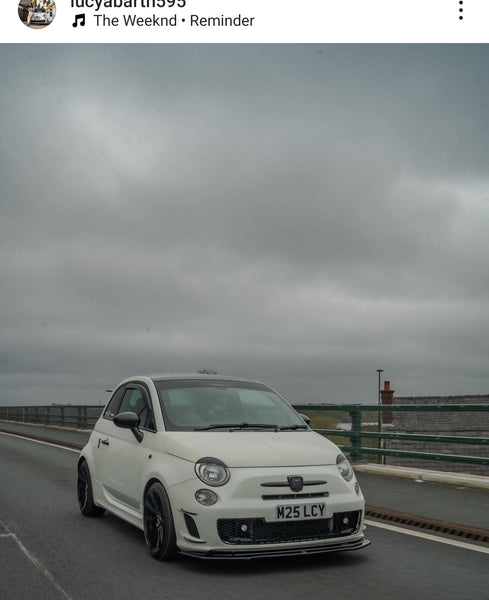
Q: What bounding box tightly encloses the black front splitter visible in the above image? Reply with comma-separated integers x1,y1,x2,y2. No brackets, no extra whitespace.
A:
179,537,371,560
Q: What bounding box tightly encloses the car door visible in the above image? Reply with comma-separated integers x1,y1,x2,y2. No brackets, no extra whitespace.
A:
95,384,154,513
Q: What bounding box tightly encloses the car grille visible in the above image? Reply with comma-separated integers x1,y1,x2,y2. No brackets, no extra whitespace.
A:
217,510,362,545
261,492,329,501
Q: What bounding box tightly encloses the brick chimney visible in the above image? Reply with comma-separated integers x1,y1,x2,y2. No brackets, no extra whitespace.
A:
381,380,394,424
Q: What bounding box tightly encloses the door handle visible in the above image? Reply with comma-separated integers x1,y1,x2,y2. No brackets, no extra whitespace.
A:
98,438,110,447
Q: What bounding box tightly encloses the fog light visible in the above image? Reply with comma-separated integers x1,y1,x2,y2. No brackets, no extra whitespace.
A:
241,524,248,533
343,516,350,525
195,489,218,506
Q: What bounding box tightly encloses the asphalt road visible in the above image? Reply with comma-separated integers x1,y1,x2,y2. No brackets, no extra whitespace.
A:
1,432,488,600
357,472,489,530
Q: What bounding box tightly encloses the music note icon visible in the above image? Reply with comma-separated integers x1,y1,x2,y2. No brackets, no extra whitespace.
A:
72,13,85,27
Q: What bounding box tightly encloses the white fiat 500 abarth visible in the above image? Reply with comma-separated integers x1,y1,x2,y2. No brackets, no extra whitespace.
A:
77,374,370,560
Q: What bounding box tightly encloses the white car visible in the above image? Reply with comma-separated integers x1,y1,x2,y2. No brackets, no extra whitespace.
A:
77,374,370,560
30,8,48,24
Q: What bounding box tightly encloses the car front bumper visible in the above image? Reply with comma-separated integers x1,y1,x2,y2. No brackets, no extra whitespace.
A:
168,463,369,558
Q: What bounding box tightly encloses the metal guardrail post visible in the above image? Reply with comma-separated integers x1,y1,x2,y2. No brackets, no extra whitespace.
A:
349,407,363,462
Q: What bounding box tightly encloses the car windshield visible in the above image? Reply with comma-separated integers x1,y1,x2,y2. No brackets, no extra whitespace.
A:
155,379,307,432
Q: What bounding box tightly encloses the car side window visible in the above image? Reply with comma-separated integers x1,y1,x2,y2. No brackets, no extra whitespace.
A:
103,386,126,420
118,386,156,432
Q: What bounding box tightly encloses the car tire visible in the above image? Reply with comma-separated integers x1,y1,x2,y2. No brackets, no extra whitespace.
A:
143,482,177,561
77,460,105,517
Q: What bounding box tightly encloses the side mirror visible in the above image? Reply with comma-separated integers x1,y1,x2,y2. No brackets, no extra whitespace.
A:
113,411,144,443
298,413,311,426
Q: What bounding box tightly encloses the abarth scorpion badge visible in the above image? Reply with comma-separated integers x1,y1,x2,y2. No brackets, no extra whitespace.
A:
288,476,304,492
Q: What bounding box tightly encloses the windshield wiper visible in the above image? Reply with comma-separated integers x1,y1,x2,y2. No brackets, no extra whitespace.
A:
194,423,279,431
278,424,308,431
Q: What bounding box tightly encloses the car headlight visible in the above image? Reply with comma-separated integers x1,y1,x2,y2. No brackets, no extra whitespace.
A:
336,454,354,481
195,457,230,486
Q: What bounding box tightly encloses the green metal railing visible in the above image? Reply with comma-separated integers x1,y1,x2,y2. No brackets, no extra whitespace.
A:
294,404,489,466
0,405,101,430
1,402,488,467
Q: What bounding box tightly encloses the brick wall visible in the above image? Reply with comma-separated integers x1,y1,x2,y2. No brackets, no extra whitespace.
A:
383,392,489,476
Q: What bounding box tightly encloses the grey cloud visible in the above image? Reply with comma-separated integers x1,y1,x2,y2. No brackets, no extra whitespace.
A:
1,44,489,406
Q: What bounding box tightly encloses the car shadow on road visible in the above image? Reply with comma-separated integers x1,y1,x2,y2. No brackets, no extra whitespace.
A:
184,549,370,576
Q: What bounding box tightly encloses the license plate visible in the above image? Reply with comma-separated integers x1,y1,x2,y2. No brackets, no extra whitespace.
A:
275,502,326,521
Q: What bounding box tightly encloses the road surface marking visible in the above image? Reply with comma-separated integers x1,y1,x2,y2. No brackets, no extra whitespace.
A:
0,431,80,452
0,519,75,600
365,519,489,554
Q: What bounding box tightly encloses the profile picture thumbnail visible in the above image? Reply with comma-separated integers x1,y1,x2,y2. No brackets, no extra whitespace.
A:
19,0,56,29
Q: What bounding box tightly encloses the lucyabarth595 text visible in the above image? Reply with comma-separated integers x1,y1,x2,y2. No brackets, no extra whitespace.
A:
77,374,370,560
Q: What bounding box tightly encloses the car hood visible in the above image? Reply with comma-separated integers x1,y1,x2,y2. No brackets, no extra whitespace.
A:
163,430,339,467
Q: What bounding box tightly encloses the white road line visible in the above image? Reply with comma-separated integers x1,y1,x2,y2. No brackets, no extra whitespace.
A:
0,520,75,600
365,519,489,555
0,431,80,453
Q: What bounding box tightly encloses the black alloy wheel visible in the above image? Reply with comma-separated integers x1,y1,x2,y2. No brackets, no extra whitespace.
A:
77,461,105,517
143,482,177,560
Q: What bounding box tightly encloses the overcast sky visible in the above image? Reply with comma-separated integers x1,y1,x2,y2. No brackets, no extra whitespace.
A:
1,44,489,407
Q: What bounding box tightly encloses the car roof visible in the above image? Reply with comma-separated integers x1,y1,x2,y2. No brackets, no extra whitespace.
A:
115,373,268,389
147,373,263,384
113,373,280,397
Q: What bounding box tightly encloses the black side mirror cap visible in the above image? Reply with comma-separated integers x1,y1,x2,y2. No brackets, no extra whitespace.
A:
113,411,144,443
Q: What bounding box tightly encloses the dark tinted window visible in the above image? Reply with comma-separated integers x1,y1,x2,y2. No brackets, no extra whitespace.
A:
118,385,156,431
155,379,303,431
103,386,125,420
